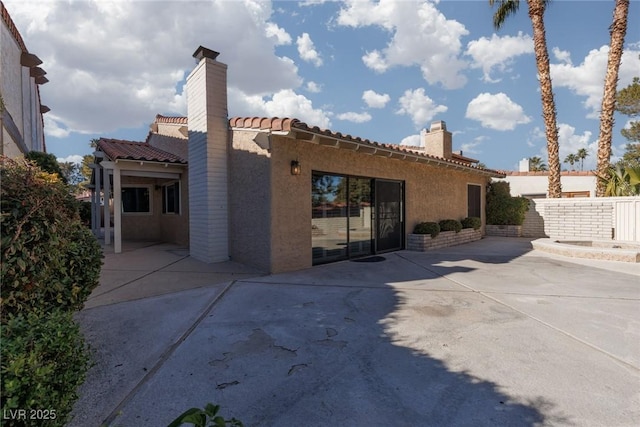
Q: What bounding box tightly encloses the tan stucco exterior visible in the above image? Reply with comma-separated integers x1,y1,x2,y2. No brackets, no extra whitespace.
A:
229,130,489,273
119,174,189,246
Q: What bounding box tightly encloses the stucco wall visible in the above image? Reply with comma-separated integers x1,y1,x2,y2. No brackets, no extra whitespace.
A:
228,131,272,271
159,174,190,247
120,176,189,245
497,173,597,197
268,136,489,273
0,17,44,155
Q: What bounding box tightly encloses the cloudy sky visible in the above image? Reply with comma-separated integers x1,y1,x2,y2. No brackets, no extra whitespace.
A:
6,0,640,170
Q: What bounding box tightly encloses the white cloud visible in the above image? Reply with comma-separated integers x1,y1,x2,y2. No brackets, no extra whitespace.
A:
44,114,71,138
297,33,323,67
465,93,531,131
552,47,572,65
399,134,421,147
337,0,469,89
4,0,303,136
396,88,448,128
465,32,533,83
551,46,640,118
229,88,331,129
265,22,292,45
305,81,322,93
460,136,486,155
56,154,84,164
362,90,390,108
557,123,597,170
336,112,372,123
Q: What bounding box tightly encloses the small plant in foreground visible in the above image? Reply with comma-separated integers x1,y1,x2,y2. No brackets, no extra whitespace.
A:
168,403,243,427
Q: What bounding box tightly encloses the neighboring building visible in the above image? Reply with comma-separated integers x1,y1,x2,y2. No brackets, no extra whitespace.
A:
0,2,48,157
91,47,504,273
497,158,597,198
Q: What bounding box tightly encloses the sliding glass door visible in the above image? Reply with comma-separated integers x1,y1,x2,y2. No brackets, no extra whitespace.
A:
312,172,403,265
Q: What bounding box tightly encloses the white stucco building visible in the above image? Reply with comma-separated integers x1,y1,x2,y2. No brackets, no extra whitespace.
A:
1,2,48,157
496,158,597,198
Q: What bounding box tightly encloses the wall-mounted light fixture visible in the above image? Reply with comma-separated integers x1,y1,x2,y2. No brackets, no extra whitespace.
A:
291,160,301,176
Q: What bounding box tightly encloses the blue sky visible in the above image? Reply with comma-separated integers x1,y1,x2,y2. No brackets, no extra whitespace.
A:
6,0,640,171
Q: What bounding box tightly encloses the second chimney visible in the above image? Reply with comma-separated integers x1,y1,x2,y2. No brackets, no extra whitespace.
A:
422,121,452,159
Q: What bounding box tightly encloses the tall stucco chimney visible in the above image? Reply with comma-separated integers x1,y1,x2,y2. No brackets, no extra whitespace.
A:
422,121,452,159
187,46,229,263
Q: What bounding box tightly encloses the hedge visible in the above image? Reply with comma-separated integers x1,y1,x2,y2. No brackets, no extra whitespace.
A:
1,156,103,425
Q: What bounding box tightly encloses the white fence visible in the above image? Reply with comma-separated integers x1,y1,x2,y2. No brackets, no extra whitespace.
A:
523,197,640,242
614,198,640,241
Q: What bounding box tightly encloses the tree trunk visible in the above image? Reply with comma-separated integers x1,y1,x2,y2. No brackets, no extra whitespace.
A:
528,0,561,198
596,0,629,197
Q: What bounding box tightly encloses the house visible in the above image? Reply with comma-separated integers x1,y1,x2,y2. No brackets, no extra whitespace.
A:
91,46,504,273
0,2,48,157
496,158,597,198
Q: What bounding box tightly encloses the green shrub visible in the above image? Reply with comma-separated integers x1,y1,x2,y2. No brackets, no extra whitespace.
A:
1,157,103,318
438,219,462,233
1,309,92,427
486,182,530,225
78,201,92,227
413,222,440,238
1,156,103,425
24,151,67,184
461,217,481,230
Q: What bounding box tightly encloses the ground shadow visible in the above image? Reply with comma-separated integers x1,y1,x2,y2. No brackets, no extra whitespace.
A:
92,237,575,426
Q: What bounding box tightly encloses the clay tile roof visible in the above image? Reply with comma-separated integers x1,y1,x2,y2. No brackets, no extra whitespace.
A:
97,138,186,164
1,2,27,53
229,116,503,177
154,114,188,125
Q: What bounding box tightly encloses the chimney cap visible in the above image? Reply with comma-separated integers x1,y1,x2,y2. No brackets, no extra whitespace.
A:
429,121,446,132
193,46,220,62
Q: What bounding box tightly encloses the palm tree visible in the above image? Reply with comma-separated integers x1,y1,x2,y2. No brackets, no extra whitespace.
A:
576,148,589,171
596,0,630,196
529,156,548,171
564,153,577,170
490,0,561,197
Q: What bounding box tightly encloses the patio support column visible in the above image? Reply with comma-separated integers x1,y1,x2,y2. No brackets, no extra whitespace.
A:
104,168,111,245
113,165,122,253
94,165,102,236
89,164,97,236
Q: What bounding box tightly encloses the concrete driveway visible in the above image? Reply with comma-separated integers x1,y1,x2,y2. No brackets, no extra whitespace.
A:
70,237,640,427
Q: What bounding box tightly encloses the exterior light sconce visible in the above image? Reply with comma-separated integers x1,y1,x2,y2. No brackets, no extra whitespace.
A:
291,160,301,176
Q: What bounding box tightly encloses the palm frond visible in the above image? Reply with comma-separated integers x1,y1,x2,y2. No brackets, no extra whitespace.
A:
490,0,521,30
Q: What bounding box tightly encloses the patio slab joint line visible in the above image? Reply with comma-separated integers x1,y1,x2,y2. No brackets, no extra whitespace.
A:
395,253,640,372
101,279,238,426
88,254,190,300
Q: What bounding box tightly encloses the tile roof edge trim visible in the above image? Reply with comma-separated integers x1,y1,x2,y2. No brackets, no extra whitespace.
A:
230,118,504,178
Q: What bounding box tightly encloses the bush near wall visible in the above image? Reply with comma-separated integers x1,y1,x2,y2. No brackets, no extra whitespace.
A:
461,216,481,230
486,182,529,225
413,222,440,238
439,219,462,233
1,156,103,426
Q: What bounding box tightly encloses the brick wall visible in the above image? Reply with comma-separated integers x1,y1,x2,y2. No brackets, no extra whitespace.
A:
521,198,640,241
408,229,482,251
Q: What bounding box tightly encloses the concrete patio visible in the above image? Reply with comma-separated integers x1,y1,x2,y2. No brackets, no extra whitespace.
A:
71,237,640,427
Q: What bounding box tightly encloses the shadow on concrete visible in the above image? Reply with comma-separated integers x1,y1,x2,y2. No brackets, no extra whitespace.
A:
87,237,575,426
